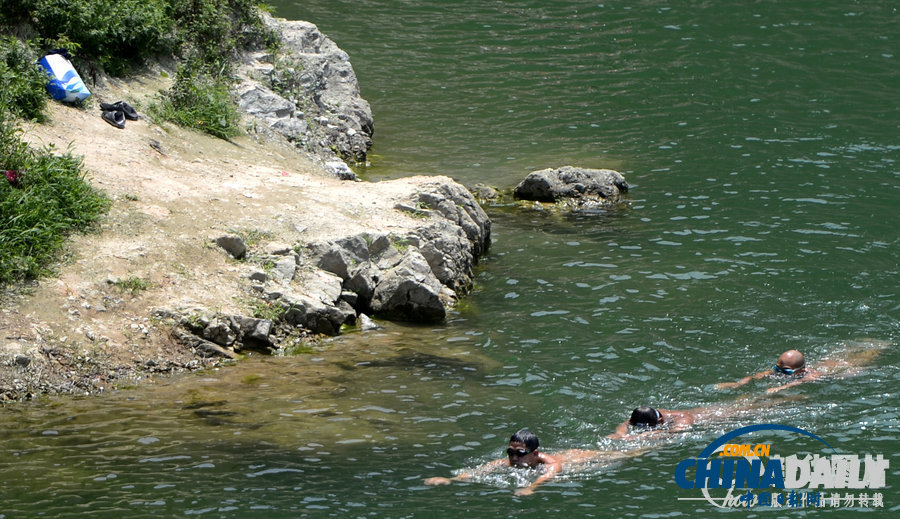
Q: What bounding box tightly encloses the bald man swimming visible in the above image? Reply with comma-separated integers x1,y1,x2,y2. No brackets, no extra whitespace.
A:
716,344,884,393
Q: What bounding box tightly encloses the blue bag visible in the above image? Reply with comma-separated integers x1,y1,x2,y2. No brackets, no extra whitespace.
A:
38,53,91,103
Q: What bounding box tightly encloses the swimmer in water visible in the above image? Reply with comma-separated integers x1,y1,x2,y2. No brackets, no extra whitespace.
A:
424,428,634,496
607,399,770,440
715,344,885,393
607,406,702,439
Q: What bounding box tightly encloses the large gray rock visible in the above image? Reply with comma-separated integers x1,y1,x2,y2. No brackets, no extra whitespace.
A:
301,180,491,322
279,291,348,336
370,250,446,323
236,84,308,141
238,14,373,167
214,235,247,259
415,180,491,259
345,263,380,307
173,328,239,359
413,223,476,294
311,235,370,280
514,166,629,208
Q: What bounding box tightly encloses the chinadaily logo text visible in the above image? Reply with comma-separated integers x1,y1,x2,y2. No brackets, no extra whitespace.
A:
674,424,889,509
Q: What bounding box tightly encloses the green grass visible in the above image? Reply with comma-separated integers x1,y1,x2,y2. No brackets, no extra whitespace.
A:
247,298,284,321
0,37,49,122
0,109,110,284
149,0,278,139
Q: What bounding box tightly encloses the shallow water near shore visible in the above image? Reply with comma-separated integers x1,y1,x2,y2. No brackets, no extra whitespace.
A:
2,1,899,517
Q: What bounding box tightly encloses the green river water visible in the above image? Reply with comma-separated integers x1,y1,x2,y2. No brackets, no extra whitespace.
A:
2,1,898,517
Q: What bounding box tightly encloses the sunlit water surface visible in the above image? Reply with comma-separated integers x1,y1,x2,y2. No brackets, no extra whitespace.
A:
2,1,898,517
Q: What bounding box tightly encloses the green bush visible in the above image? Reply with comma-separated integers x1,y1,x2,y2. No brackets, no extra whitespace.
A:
151,0,277,139
1,1,273,76
0,107,110,284
150,63,241,139
0,36,48,121
167,0,276,69
13,0,174,75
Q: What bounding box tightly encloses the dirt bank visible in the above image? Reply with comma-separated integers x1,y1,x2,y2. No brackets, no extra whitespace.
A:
0,71,449,400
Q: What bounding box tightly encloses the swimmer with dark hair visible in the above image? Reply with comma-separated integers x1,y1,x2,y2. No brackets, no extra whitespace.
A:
608,406,699,439
425,428,635,495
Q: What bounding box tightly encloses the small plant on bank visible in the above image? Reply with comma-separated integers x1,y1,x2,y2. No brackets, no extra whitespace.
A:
247,298,284,322
111,276,155,295
150,0,279,139
234,228,274,248
391,236,414,253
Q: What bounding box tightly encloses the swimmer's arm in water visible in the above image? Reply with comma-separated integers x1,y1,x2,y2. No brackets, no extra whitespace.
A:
606,420,671,440
766,370,822,393
424,458,508,486
605,420,632,440
715,370,770,390
514,453,562,496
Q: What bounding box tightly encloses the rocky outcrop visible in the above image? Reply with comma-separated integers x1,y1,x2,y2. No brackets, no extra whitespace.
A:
298,180,491,328
237,14,373,172
514,166,629,209
168,177,491,353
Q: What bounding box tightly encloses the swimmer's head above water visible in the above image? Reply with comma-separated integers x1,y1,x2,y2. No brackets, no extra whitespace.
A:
507,428,541,468
628,406,663,428
775,349,806,375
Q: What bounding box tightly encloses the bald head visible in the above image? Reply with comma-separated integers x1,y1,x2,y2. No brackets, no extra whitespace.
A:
777,350,806,371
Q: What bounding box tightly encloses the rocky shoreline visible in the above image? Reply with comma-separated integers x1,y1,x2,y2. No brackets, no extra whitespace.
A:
0,16,492,401
0,15,626,402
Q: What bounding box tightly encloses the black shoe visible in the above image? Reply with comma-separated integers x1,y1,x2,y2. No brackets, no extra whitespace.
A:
100,101,139,120
102,109,126,129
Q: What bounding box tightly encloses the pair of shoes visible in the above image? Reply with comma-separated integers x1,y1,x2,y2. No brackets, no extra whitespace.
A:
102,109,126,129
100,101,139,120
100,100,138,129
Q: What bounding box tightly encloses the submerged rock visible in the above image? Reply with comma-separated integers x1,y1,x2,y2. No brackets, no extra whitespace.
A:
514,166,629,209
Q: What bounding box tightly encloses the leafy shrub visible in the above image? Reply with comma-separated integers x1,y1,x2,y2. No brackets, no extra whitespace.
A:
0,106,110,284
0,36,48,121
151,0,278,139
167,0,277,69
13,0,174,75
150,63,241,139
